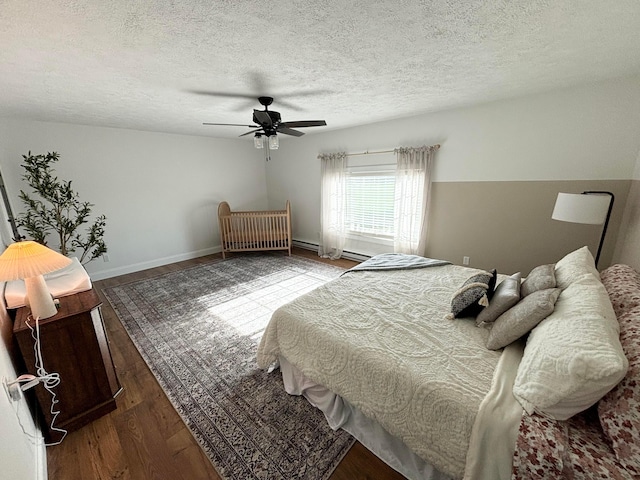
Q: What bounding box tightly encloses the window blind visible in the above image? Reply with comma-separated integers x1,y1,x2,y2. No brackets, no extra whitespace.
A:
345,172,395,237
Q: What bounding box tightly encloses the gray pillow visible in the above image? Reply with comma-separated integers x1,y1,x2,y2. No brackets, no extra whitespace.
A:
521,264,556,297
476,272,522,326
487,288,561,350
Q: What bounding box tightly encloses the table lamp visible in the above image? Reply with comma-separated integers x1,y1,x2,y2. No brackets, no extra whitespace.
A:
0,241,73,319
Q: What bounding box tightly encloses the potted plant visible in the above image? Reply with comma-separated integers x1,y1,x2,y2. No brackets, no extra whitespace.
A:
16,151,107,264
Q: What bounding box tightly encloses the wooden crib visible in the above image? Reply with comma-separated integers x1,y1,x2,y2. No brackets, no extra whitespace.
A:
218,201,292,259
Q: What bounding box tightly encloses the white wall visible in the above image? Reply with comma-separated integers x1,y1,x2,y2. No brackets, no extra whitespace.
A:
0,314,45,480
0,119,268,279
614,148,640,269
266,76,640,258
0,187,45,480
0,128,42,480
0,294,46,480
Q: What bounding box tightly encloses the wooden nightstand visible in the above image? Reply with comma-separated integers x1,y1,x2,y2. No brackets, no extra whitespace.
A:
13,289,122,442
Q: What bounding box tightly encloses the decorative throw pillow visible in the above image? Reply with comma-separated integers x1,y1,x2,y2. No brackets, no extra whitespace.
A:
554,246,600,289
486,268,498,300
486,288,560,350
476,272,522,326
513,273,628,420
449,271,493,318
597,312,640,473
521,264,556,297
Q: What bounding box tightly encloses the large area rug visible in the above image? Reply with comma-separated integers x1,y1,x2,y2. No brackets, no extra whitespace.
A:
103,253,355,480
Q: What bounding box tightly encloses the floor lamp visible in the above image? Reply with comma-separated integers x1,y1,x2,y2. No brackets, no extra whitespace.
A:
0,241,72,319
551,191,614,267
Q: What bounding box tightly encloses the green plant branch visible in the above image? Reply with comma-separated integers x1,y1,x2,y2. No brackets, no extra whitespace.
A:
16,151,108,264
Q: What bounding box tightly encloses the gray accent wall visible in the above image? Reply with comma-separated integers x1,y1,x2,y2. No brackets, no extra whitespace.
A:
615,179,640,271
428,180,629,274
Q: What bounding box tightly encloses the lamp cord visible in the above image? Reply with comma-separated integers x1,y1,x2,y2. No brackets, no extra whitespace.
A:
24,314,68,446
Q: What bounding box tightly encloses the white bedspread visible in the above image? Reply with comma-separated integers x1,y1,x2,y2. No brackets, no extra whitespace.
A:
257,265,504,478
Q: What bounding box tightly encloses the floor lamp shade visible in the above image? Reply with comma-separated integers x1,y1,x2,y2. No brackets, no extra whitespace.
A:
551,191,614,267
0,241,73,319
552,193,611,225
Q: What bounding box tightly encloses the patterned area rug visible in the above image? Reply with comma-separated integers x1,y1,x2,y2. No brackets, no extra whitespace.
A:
103,253,355,480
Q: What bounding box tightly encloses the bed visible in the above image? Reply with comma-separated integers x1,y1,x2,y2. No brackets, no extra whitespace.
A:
257,247,639,479
218,201,292,259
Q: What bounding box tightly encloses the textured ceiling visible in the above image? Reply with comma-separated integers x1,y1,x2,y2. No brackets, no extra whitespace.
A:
1,1,640,139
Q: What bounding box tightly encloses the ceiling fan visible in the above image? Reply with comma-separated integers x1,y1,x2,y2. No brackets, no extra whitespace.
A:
202,96,327,144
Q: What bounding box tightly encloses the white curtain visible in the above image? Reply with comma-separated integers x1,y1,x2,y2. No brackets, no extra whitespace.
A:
318,152,348,260
394,145,437,255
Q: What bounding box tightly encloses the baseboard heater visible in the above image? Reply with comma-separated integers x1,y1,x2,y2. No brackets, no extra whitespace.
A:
292,240,372,262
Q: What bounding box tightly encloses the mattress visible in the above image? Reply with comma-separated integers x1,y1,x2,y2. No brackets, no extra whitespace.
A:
257,264,507,478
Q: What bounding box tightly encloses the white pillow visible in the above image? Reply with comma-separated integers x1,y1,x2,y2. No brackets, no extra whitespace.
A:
554,246,600,289
512,273,628,420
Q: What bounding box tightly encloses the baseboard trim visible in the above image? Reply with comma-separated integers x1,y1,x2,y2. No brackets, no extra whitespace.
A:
89,245,223,281
292,240,371,262
90,240,370,281
36,433,46,480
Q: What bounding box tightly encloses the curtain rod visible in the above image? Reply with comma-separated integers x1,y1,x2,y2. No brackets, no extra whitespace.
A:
345,144,440,157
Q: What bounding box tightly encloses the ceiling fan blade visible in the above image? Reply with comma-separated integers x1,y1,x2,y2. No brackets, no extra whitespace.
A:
191,90,258,100
270,99,305,112
191,72,270,110
239,128,264,137
190,91,259,112
277,126,305,137
249,71,268,96
279,89,333,99
272,89,334,111
202,122,258,127
253,110,272,126
280,120,327,128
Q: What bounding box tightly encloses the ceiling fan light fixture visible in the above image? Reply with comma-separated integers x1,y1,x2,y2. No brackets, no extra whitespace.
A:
203,95,326,152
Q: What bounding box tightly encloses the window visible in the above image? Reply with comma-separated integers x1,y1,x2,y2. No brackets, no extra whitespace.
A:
320,146,434,259
345,164,396,239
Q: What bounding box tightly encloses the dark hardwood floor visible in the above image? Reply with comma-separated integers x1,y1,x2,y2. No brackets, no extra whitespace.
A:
46,248,406,480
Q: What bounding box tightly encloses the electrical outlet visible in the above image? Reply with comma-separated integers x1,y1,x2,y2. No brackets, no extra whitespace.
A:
103,253,110,263
463,256,470,266
2,377,22,402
